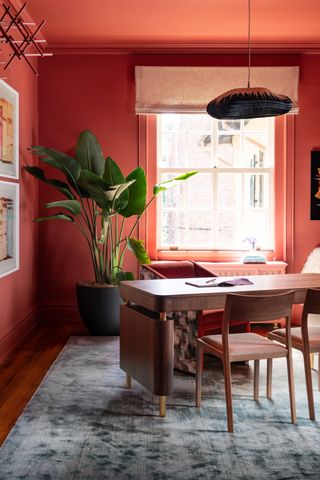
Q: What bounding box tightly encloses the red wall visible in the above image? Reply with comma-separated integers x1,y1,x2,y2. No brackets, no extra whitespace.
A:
294,55,320,271
0,60,39,362
37,52,320,311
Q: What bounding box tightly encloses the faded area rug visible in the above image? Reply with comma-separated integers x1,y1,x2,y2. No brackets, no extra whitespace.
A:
0,337,319,480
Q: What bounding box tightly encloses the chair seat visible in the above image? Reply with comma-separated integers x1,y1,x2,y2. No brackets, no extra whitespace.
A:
201,332,288,361
270,326,320,350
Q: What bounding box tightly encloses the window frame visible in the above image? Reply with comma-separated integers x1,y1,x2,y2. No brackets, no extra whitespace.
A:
138,114,294,264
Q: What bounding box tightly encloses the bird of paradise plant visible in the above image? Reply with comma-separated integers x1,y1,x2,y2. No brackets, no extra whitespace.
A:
25,130,197,285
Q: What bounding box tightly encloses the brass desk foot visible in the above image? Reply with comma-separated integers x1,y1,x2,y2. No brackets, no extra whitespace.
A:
159,396,166,417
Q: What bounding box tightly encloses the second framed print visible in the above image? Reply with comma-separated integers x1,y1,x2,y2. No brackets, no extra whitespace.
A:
311,151,320,220
0,80,19,179
0,181,19,278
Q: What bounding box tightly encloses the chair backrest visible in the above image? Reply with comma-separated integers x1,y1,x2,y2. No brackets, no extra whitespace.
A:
301,288,320,317
222,290,295,338
301,289,320,337
141,261,217,279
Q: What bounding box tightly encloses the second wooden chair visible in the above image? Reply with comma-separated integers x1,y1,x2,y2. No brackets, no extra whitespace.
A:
268,288,320,420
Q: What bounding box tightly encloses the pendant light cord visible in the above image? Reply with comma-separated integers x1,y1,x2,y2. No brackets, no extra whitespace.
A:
247,0,251,88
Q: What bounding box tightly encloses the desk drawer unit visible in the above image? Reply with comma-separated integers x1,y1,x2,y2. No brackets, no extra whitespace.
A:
120,304,174,397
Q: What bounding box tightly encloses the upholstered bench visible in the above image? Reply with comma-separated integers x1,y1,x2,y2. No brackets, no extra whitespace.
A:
140,260,248,374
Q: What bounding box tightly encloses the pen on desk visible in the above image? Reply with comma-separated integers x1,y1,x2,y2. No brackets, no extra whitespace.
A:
205,278,217,284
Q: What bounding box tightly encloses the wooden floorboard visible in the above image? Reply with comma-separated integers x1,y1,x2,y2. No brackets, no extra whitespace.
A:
0,321,87,446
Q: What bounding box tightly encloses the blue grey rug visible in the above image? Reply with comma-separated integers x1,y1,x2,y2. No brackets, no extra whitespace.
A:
0,337,319,480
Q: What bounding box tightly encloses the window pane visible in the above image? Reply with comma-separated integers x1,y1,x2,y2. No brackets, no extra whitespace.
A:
218,120,241,132
160,211,186,246
188,115,211,131
243,133,269,168
187,134,212,167
188,211,213,246
243,117,268,132
242,210,270,248
160,172,186,209
217,173,241,209
244,173,269,209
159,133,187,167
160,114,187,131
188,173,213,208
217,211,237,246
217,134,241,167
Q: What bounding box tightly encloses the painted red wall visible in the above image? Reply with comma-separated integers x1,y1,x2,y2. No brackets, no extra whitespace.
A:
294,55,320,271
0,59,39,362
37,52,320,311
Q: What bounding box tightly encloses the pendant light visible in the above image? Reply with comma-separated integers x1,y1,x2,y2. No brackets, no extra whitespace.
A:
206,0,292,120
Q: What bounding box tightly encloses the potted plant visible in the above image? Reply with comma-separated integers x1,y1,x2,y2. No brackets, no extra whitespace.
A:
25,130,197,335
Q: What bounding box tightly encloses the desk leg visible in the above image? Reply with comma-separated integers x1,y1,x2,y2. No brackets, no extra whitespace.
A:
159,312,167,417
126,373,132,389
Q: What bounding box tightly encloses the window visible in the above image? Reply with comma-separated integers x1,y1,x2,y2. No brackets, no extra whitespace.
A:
156,114,275,252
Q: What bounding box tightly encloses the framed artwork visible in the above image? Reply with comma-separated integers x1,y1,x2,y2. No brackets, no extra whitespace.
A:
0,80,19,179
310,151,320,220
0,181,19,278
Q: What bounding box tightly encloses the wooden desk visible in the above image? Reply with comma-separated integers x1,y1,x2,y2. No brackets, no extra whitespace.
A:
119,273,320,417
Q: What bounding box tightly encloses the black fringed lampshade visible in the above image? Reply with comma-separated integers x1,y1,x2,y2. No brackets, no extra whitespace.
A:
206,87,293,120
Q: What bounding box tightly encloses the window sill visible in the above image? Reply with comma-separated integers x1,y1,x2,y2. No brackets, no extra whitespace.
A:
155,250,278,262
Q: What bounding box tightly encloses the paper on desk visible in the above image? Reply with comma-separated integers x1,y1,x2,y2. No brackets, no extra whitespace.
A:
185,277,254,288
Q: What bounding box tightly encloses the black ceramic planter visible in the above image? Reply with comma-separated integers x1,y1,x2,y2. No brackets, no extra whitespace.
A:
76,282,122,336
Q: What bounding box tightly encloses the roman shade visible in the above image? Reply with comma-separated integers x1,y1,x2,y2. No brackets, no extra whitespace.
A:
135,66,299,114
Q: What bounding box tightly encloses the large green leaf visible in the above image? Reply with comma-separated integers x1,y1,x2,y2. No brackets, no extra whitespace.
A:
77,170,111,210
24,166,74,199
31,146,81,183
153,170,198,195
119,167,147,218
105,181,135,205
75,130,105,177
45,200,81,216
77,172,134,211
127,237,150,264
103,156,125,185
34,213,74,223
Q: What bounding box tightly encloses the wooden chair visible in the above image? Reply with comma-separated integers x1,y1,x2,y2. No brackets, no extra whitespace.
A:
268,288,320,420
196,291,296,432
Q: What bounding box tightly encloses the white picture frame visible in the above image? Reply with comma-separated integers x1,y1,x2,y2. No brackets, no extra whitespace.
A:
0,80,19,179
0,181,19,278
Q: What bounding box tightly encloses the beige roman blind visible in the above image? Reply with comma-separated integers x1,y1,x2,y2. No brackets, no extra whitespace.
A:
135,66,299,114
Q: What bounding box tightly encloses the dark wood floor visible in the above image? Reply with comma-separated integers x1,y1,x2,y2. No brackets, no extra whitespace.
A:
0,321,87,446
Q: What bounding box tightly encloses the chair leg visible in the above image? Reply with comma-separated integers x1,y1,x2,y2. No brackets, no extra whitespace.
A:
266,358,273,399
196,343,203,408
223,360,234,433
310,353,314,369
286,352,296,424
302,351,315,420
254,360,260,401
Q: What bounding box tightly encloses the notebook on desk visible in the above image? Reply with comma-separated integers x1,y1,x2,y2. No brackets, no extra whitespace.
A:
185,277,254,288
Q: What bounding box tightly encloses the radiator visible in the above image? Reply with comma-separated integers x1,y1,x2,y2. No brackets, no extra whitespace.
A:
199,261,287,277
